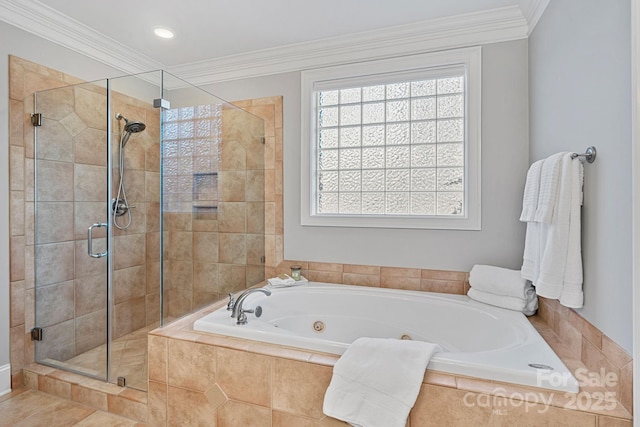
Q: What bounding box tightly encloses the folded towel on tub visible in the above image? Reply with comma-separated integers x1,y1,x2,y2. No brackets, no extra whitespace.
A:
469,265,530,299
467,286,538,316
323,337,441,427
267,274,308,287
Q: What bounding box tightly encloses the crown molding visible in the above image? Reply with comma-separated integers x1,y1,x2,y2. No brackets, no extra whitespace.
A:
0,0,163,73
519,0,551,35
0,0,531,86
168,6,529,85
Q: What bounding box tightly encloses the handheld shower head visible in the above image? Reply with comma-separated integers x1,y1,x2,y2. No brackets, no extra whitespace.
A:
116,113,146,146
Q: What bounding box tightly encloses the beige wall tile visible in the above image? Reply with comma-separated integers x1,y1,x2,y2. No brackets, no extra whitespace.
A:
217,347,271,407
107,394,148,423
343,264,381,275
112,265,147,304
217,264,246,295
10,191,25,237
602,335,633,370
35,241,74,286
148,380,168,427
421,279,464,294
38,375,72,400
112,234,146,269
73,128,107,166
167,339,217,392
148,335,168,383
9,280,25,328
35,202,74,244
598,416,633,427
10,145,24,190
71,384,108,412
75,164,107,202
218,202,247,233
569,310,603,350
219,233,246,264
75,309,107,354
342,273,380,287
10,326,25,373
410,385,492,427
618,362,633,415
219,170,246,202
308,262,343,273
305,270,343,284
36,160,73,202
37,118,74,162
167,386,216,426
273,410,320,427
272,359,332,419
380,267,421,278
74,86,107,131
113,296,146,339
35,280,74,327
9,236,25,282
380,276,421,291
75,239,107,278
218,400,271,427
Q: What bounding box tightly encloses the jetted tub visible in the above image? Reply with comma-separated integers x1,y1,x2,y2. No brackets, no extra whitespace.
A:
193,282,579,393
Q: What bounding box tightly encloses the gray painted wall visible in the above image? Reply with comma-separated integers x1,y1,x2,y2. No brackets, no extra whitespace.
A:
0,21,121,384
204,39,530,272
529,0,632,352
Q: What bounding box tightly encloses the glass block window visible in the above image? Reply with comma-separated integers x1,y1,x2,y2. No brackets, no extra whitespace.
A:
301,47,481,230
316,75,465,216
162,104,221,212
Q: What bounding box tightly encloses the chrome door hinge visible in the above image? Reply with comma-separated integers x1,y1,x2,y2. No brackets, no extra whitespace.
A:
30,113,42,127
31,327,43,341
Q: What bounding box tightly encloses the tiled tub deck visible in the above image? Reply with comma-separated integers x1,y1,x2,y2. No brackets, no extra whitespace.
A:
21,288,633,426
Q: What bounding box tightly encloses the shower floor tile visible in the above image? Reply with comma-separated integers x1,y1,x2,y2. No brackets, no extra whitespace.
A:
61,323,158,392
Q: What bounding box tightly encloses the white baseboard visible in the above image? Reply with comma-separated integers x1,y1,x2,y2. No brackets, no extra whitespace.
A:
0,364,11,397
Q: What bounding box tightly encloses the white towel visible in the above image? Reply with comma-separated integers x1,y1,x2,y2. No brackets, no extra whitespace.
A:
521,152,584,309
520,159,544,221
323,337,441,427
467,287,538,316
469,265,529,299
267,274,308,288
534,153,564,223
560,157,584,307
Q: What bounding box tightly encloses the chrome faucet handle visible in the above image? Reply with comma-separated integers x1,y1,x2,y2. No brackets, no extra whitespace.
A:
235,306,263,325
226,293,235,311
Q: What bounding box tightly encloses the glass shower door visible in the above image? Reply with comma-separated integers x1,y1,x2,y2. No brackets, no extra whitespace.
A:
32,81,110,381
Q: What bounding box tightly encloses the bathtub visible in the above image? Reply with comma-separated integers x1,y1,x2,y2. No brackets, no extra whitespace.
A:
193,282,579,393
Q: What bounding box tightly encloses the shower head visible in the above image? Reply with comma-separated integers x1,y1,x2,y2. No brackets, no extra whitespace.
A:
116,113,146,146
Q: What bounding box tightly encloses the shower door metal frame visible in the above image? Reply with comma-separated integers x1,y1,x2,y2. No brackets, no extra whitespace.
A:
105,78,115,385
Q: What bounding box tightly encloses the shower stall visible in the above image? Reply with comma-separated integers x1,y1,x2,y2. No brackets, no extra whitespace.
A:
30,70,265,390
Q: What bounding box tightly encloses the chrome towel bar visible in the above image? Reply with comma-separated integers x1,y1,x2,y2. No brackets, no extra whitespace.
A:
570,146,597,163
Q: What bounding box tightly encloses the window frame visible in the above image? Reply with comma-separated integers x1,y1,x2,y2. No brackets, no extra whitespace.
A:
300,46,482,230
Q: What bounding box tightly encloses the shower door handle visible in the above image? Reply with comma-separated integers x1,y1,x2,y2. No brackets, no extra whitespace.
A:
87,223,108,258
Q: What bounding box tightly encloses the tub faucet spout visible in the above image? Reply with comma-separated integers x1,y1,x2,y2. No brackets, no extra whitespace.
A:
231,287,271,325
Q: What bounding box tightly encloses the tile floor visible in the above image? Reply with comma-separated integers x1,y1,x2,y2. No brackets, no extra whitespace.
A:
0,388,149,426
42,323,156,392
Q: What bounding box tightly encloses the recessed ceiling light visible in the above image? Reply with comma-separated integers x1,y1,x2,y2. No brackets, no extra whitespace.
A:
153,27,175,39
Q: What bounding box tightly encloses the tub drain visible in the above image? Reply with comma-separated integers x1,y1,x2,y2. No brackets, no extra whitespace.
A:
400,334,412,340
313,321,325,332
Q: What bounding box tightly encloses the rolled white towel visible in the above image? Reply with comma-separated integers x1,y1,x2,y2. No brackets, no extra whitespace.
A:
467,287,538,316
469,265,530,299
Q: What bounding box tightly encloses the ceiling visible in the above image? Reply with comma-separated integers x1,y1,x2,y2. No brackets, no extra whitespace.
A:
0,0,547,84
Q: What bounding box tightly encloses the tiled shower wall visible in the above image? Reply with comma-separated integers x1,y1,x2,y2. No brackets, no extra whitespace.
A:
8,56,162,379
162,106,265,320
